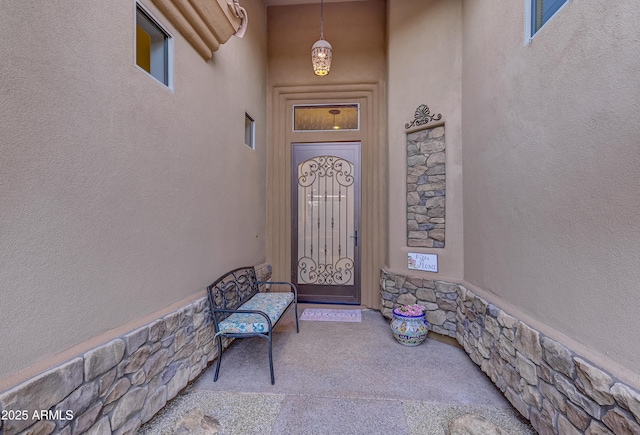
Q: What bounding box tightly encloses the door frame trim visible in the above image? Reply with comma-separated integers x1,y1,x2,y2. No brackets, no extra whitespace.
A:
266,84,386,309
291,142,362,304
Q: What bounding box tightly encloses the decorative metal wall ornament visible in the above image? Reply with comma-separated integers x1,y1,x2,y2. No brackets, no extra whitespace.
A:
405,104,442,130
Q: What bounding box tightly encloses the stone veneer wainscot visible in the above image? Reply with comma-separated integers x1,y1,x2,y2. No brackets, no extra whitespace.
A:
381,269,640,435
0,265,272,435
380,270,457,337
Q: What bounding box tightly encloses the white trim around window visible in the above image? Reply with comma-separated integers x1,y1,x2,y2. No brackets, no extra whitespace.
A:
245,113,256,149
524,0,570,46
135,1,174,90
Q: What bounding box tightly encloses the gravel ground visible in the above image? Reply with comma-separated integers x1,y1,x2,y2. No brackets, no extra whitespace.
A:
139,390,536,434
402,401,535,435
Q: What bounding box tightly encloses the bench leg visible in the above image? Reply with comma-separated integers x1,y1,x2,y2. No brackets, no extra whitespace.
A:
294,301,299,333
213,334,223,382
268,334,274,385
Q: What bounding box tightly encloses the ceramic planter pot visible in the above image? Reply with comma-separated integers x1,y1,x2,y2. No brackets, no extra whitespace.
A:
390,311,430,346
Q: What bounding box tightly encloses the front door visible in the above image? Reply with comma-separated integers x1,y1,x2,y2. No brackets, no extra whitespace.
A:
291,142,361,304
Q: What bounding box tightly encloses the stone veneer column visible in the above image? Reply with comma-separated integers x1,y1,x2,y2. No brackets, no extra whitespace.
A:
0,265,273,435
380,268,640,434
407,125,446,248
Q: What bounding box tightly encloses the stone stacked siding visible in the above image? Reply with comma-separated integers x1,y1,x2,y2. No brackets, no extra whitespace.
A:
380,270,457,337
406,125,446,248
381,268,640,434
0,265,272,435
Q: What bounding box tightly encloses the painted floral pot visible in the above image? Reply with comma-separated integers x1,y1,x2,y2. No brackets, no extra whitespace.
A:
390,312,430,346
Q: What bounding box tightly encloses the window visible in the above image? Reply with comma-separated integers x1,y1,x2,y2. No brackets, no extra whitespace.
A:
526,0,569,42
292,104,360,132
245,113,255,149
136,3,172,87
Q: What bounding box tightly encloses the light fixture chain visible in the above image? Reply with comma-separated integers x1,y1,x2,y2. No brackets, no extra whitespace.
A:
311,0,332,76
320,0,324,39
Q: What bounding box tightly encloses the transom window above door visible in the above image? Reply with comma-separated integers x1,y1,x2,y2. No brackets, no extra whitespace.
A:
293,104,359,132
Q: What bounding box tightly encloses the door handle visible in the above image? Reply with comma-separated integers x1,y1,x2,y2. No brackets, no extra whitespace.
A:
350,231,358,247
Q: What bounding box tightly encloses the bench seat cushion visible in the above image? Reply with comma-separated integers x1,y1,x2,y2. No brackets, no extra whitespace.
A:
217,292,294,334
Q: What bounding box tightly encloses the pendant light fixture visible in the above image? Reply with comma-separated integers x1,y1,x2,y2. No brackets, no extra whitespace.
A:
311,0,332,76
329,109,341,129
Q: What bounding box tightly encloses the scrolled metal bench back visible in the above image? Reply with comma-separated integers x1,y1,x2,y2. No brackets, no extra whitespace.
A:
208,266,258,323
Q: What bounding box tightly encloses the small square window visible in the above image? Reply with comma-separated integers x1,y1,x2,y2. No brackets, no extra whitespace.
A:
136,4,172,87
527,0,569,41
245,113,255,149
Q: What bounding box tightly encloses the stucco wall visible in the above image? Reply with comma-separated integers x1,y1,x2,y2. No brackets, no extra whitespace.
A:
267,0,386,87
387,0,464,278
461,0,640,385
0,0,268,383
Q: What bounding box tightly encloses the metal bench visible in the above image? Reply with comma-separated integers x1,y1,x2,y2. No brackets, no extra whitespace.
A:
206,266,299,384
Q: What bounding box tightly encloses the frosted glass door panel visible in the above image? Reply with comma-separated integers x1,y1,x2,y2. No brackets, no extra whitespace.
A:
296,156,355,285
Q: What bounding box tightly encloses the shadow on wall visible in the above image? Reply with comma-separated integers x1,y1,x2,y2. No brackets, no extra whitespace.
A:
380,268,640,434
0,267,272,435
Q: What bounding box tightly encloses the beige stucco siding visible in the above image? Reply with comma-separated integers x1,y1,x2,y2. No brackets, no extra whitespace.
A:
461,0,640,380
3,0,639,398
387,0,464,279
0,0,268,381
267,1,386,87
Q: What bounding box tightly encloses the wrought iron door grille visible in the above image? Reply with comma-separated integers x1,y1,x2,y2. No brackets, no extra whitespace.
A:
297,155,355,285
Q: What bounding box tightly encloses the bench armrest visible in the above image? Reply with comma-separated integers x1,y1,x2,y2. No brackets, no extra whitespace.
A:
211,308,273,332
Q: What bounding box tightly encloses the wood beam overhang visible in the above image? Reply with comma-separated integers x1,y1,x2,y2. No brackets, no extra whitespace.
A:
151,0,242,60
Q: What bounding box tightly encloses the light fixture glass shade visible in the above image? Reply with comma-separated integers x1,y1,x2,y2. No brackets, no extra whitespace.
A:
311,39,332,76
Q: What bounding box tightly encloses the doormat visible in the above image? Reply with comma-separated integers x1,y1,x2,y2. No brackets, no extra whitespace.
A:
300,309,362,322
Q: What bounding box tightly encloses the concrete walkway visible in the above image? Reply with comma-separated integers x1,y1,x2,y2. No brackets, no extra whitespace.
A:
139,309,535,434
